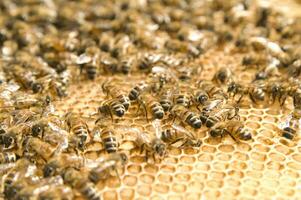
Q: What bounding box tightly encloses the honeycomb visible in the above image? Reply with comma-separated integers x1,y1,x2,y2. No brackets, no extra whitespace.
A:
1,0,301,200
52,43,301,200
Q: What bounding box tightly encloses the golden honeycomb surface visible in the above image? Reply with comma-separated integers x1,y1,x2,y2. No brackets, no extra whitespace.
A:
1,0,301,200
53,43,301,200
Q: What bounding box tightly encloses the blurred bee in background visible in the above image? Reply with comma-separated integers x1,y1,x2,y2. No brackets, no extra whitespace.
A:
161,123,202,148
102,80,131,111
198,80,227,99
209,120,252,141
0,152,19,164
287,59,301,78
118,54,136,74
65,112,90,151
227,81,266,104
135,120,166,162
22,136,56,161
88,152,128,184
264,80,287,106
173,90,193,108
43,153,86,177
62,167,101,200
171,105,202,129
0,125,28,151
212,67,234,85
37,185,74,200
98,33,115,53
99,53,119,75
193,89,210,109
242,53,269,71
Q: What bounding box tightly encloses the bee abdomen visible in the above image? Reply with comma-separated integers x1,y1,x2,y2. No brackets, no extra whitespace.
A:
117,95,130,110
150,102,164,119
176,95,190,107
129,86,140,100
102,131,118,153
111,101,126,117
86,65,97,80
186,112,202,129
282,127,296,140
79,182,101,200
160,99,173,112
0,152,17,164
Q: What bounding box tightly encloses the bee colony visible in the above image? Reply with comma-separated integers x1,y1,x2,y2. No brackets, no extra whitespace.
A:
0,0,301,199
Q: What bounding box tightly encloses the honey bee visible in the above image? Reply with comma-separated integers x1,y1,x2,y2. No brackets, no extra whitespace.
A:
173,91,193,108
209,120,252,141
100,53,119,74
256,5,270,27
37,185,74,200
62,167,101,200
98,99,126,120
198,80,227,98
202,104,240,128
99,33,115,53
102,80,131,110
264,81,287,106
85,63,98,80
159,88,174,112
118,55,136,74
43,153,86,177
128,81,149,101
94,121,119,154
171,105,202,129
199,98,225,125
242,53,269,70
288,59,301,78
88,152,128,183
135,122,166,162
227,81,266,104
65,112,90,151
194,89,209,108
0,152,18,164
6,64,42,93
137,52,161,73
22,136,56,161
0,125,28,150
212,67,233,85
137,94,165,120
279,114,300,140
161,123,202,147
293,91,301,110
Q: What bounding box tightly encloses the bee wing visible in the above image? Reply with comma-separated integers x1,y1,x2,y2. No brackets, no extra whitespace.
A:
152,119,162,139
171,123,195,139
279,114,292,129
76,53,92,65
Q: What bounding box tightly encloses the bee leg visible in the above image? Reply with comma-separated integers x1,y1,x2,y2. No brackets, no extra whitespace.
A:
196,104,201,111
225,130,237,142
237,94,244,104
113,167,121,184
249,93,258,105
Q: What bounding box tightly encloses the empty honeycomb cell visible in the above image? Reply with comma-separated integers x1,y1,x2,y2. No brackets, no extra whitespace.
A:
259,187,276,196
179,155,196,164
241,186,258,197
211,161,228,171
258,129,275,139
278,187,295,197
201,145,217,153
159,165,175,173
206,179,223,188
279,178,296,187
185,193,201,200
198,153,214,162
218,144,235,152
233,152,249,161
286,161,301,170
183,148,199,155
291,153,301,163
120,188,135,200
137,184,152,196
150,195,163,200
106,177,121,188
157,173,173,183
177,164,193,173
236,143,251,152
245,121,261,130
257,137,275,145
203,190,221,199
228,170,244,179
167,195,183,200
243,178,260,187
250,152,267,162
268,152,286,162
263,115,279,123
248,115,263,122
144,164,159,174
266,161,284,170
253,144,270,152
216,152,232,161
209,171,226,179
153,183,170,194
127,164,142,174
123,175,138,187
275,144,294,155
250,161,264,171
174,173,191,182
171,183,187,193
191,172,208,182
139,173,155,184
103,190,118,200
245,170,263,179
230,160,247,170
261,122,279,132
163,157,178,165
